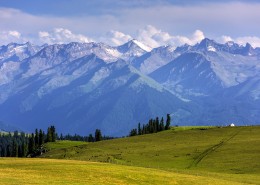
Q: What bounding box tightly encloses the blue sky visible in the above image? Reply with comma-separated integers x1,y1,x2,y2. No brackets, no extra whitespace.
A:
1,0,260,47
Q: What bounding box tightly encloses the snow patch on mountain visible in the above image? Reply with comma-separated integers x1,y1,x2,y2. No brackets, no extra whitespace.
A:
208,52,260,87
207,46,216,52
90,67,111,84
0,61,21,85
132,39,152,52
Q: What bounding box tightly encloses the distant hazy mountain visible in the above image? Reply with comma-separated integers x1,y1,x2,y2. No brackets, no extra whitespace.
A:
0,38,259,135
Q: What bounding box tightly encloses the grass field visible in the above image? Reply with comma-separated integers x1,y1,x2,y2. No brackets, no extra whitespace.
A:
0,126,259,184
0,158,252,185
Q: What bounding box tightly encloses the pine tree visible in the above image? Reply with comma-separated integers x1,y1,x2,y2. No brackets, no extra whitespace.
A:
50,126,56,142
59,133,63,140
39,129,44,146
12,139,18,157
95,129,102,142
159,117,165,131
28,134,35,154
142,125,145,135
88,134,94,142
165,114,171,130
6,145,11,157
129,129,137,136
22,141,28,157
47,127,52,142
155,117,159,133
35,129,39,147
138,123,141,135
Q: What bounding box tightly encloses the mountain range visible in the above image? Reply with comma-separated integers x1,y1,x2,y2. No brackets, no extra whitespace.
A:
0,38,259,136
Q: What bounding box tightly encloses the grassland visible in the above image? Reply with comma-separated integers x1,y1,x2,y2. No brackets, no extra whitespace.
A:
0,126,259,184
0,158,252,185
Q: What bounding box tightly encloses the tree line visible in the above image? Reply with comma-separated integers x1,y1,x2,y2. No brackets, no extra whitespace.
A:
0,125,56,157
0,114,172,157
59,129,113,142
0,126,107,157
129,114,171,136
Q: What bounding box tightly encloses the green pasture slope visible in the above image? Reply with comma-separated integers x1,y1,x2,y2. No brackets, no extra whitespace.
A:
0,126,259,184
0,158,246,185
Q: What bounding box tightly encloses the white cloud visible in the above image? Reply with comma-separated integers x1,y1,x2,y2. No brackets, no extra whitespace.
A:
1,2,260,43
135,25,205,48
100,30,132,46
0,30,25,44
191,30,205,44
1,2,260,46
219,35,233,43
38,28,93,44
218,35,260,48
8,31,21,38
235,37,260,48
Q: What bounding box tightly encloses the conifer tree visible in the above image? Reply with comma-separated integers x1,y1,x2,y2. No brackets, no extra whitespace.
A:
50,126,56,142
39,129,44,146
129,128,137,136
28,134,35,154
22,141,28,157
159,117,165,131
12,139,18,157
95,129,102,142
88,134,94,142
138,123,141,135
35,129,39,147
165,114,171,130
47,127,52,142
155,117,159,133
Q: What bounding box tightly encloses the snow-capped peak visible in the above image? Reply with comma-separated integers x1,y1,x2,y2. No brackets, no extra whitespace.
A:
132,39,152,52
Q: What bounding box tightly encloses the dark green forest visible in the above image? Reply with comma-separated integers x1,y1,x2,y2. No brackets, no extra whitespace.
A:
129,114,171,136
0,126,56,157
0,126,110,157
0,114,171,157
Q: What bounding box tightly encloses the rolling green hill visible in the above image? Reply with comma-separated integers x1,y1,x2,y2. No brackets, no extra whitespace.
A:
0,126,259,184
0,158,248,185
39,126,260,184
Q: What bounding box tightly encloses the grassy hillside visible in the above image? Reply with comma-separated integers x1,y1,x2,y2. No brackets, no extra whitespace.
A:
40,126,260,184
1,126,259,184
0,158,251,185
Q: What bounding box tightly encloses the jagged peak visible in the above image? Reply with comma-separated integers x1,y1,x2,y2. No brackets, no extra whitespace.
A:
118,39,152,53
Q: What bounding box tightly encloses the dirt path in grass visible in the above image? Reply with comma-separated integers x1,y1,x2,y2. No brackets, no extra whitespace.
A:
187,129,241,169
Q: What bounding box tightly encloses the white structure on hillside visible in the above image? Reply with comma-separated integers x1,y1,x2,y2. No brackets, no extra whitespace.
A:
229,123,235,127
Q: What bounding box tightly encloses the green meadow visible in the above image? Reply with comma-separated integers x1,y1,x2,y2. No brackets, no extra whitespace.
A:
0,126,259,184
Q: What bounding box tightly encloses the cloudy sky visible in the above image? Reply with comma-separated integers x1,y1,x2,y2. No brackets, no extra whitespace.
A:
1,0,260,48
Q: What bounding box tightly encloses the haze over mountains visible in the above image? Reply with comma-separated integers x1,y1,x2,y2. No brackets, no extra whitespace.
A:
0,38,259,136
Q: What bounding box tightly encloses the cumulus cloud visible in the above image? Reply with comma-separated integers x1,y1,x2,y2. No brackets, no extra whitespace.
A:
0,30,26,44
218,35,260,48
235,37,260,48
38,28,93,44
219,35,233,43
135,25,205,48
100,30,132,46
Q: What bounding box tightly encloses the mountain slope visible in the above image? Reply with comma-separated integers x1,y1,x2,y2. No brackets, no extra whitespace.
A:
150,39,260,125
0,38,260,134
0,52,189,136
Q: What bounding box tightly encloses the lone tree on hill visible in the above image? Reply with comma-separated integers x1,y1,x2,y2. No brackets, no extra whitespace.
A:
95,129,102,142
165,114,171,130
